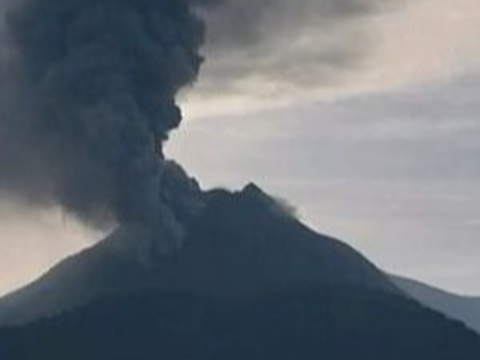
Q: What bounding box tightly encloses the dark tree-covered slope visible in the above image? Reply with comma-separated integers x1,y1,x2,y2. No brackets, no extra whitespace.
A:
1,289,479,360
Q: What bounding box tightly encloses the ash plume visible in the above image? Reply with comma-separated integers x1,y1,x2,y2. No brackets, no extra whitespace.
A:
0,0,217,249
0,0,395,251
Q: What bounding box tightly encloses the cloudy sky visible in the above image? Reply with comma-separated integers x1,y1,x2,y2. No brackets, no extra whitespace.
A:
1,0,480,296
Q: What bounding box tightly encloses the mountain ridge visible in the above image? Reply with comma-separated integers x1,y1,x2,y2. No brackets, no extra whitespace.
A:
392,275,480,334
0,184,397,326
1,184,480,359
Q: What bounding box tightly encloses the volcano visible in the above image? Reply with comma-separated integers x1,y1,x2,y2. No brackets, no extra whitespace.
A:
1,184,479,359
0,184,396,326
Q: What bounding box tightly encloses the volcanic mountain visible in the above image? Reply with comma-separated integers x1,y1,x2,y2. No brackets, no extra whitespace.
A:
1,184,480,359
0,184,397,326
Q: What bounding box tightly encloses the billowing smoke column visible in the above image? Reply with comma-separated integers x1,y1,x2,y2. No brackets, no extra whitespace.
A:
0,0,389,253
0,0,216,249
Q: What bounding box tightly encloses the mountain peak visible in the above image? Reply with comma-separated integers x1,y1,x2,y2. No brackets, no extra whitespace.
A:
241,182,264,196
236,183,296,220
0,185,398,326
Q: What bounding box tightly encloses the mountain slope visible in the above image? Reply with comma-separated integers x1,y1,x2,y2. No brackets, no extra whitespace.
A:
0,184,397,326
1,184,479,359
392,276,480,334
1,289,479,360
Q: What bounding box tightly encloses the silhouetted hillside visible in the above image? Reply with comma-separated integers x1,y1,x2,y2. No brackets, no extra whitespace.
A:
1,288,479,360
0,184,397,326
0,184,479,359
392,275,480,334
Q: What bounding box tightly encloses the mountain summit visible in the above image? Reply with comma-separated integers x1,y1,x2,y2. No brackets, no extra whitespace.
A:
0,184,397,326
1,185,480,359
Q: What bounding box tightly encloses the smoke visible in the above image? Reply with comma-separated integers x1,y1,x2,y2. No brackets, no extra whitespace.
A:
0,0,218,249
0,0,398,250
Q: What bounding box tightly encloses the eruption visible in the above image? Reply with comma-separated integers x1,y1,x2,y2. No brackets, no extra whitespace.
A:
0,0,396,253
0,0,217,250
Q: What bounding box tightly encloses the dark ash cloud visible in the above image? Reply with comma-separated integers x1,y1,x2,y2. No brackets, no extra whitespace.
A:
0,0,214,248
0,0,403,249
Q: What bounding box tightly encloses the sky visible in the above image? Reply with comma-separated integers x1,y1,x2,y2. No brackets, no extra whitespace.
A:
1,0,480,296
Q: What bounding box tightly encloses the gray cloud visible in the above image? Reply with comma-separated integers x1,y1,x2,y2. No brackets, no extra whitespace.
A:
205,0,381,50
196,0,401,96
